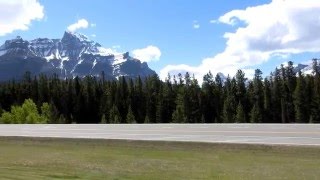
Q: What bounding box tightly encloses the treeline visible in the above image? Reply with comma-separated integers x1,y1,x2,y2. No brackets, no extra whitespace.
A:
0,60,320,124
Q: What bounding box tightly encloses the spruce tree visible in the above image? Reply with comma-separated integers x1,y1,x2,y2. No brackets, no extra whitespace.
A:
172,106,185,123
263,78,272,123
294,72,308,123
101,114,107,124
134,76,146,123
188,75,201,123
201,71,215,123
222,96,236,123
250,104,263,123
252,69,264,122
281,98,287,123
172,87,186,123
109,104,121,124
126,105,136,123
285,61,296,122
271,68,282,123
162,74,175,123
310,59,320,123
144,115,150,123
213,73,224,123
236,102,246,123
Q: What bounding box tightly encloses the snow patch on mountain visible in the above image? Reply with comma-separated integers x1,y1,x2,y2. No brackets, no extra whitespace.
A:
0,50,7,56
113,54,126,65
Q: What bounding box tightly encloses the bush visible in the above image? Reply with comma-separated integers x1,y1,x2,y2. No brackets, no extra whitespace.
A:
0,99,51,124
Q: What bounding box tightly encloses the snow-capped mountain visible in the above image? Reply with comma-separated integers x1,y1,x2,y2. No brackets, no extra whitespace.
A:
0,31,156,81
280,59,320,75
294,60,320,75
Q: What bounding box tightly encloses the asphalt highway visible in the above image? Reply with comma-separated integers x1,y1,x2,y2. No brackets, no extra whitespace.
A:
0,124,319,146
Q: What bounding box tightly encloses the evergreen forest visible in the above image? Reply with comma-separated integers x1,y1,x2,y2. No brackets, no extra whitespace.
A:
0,60,320,124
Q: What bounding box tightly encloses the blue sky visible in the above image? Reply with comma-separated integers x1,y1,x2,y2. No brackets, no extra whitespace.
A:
1,0,320,80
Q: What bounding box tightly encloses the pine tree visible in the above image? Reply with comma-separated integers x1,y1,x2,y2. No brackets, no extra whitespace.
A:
250,104,263,123
201,114,205,123
109,104,121,124
201,71,215,123
172,106,185,123
222,96,236,123
235,70,247,104
281,98,287,123
271,68,282,123
188,75,201,123
116,76,129,122
145,75,160,123
134,76,146,123
126,105,136,123
144,115,150,123
213,73,224,123
155,83,165,123
294,72,308,123
252,69,264,123
263,78,272,123
161,74,175,123
236,102,246,123
310,59,320,123
101,114,107,124
285,61,296,122
172,87,186,123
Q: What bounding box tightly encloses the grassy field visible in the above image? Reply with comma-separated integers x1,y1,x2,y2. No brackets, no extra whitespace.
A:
0,137,319,179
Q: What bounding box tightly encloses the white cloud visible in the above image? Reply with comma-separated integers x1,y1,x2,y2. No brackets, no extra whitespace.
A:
97,47,121,56
0,0,44,36
67,19,89,32
90,23,96,27
91,34,96,38
132,45,161,62
193,20,200,29
112,45,121,49
97,45,122,56
193,24,200,29
209,19,217,24
160,0,320,82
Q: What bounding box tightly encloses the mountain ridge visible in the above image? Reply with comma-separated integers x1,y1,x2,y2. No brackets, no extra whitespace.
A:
0,31,156,81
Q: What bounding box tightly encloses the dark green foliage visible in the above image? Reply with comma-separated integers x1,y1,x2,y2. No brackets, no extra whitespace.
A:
101,114,107,124
222,95,236,123
236,102,246,123
0,60,319,124
250,104,263,123
310,59,320,123
126,105,136,123
201,71,216,123
109,104,121,124
172,87,186,123
222,77,237,123
294,72,308,123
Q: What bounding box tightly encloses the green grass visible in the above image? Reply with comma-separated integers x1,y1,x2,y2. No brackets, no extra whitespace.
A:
0,137,319,180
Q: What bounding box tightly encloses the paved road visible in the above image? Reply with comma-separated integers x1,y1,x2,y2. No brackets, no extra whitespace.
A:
0,124,319,146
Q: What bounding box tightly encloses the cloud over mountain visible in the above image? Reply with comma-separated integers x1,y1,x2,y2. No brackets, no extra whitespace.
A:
67,19,89,32
132,45,161,62
0,0,44,36
160,0,320,81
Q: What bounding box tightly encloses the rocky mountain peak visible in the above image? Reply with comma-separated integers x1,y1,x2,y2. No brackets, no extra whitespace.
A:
0,32,156,81
61,31,91,45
